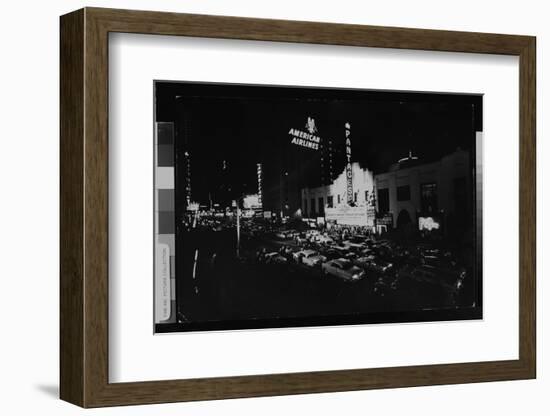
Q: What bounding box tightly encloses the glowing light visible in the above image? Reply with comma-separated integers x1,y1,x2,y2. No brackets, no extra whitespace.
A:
419,217,440,231
288,117,321,150
243,194,261,209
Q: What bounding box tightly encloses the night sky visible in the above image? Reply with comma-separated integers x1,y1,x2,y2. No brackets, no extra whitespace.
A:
156,82,482,205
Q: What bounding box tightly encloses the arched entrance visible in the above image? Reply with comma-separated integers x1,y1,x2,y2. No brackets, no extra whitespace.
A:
396,209,412,229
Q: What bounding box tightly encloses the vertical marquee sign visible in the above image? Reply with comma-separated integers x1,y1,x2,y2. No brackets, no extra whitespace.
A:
345,122,353,205
256,162,263,212
184,150,191,208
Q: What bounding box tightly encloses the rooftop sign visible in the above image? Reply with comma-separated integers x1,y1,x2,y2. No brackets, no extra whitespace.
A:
288,117,321,150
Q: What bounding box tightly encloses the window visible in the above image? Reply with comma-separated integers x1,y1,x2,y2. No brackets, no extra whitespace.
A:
318,197,324,215
311,198,316,215
421,183,438,212
378,188,389,214
397,185,411,201
327,195,334,208
365,190,369,202
337,194,341,204
354,192,358,203
303,199,308,214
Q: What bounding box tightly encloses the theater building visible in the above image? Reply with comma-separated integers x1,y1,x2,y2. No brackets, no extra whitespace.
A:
301,148,473,231
301,162,377,225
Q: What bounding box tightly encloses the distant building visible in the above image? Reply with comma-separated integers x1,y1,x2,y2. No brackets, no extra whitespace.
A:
375,149,472,229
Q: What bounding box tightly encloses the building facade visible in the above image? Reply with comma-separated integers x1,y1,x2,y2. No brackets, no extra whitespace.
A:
300,149,473,231
374,149,472,229
301,162,377,223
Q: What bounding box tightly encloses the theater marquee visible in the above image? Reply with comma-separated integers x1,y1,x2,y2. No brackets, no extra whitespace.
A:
325,205,375,227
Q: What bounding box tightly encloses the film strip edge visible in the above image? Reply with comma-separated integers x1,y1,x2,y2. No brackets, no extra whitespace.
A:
154,122,176,325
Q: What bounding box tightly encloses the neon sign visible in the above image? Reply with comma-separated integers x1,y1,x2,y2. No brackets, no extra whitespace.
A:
288,117,321,150
345,122,353,205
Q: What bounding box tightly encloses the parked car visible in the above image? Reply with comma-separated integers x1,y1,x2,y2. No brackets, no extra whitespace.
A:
279,245,296,256
316,234,334,244
363,259,393,274
321,258,366,281
353,255,376,269
264,252,288,265
343,237,368,250
274,230,291,240
318,248,340,261
293,249,326,267
343,251,358,261
332,243,351,254
305,229,321,240
286,230,301,239
359,247,375,257
294,234,309,245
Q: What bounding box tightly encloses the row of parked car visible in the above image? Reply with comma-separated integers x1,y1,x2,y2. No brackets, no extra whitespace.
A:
258,232,396,282
260,226,468,292
258,247,367,282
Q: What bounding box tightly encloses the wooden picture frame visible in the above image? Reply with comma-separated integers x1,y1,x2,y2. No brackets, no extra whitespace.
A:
60,7,536,408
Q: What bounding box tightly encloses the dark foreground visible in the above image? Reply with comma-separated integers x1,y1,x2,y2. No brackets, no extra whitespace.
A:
165,218,480,332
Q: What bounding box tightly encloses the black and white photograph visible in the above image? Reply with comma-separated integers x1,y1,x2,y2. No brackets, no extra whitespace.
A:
154,81,482,333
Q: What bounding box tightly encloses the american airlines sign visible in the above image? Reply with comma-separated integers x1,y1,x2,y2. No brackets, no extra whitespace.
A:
288,117,321,150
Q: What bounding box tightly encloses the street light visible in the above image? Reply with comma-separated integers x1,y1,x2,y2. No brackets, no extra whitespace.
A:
235,200,241,258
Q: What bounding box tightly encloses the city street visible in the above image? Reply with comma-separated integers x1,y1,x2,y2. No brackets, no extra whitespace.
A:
176,217,472,327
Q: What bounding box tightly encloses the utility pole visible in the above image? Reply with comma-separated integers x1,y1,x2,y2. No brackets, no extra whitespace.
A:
236,202,241,258
192,209,199,293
